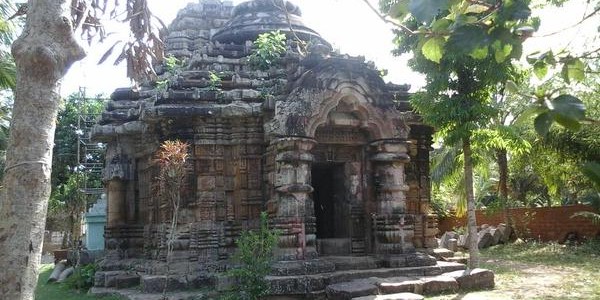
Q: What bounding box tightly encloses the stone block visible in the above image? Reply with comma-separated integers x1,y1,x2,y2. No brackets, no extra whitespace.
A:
48,262,67,282
477,228,493,249
432,248,454,259
141,275,187,293
376,277,422,294
352,293,424,300
406,253,437,267
443,268,495,290
437,261,466,273
439,231,458,249
420,276,458,295
447,238,458,252
497,223,513,243
115,274,140,288
271,259,336,276
186,272,214,289
457,234,468,249
490,228,502,245
57,267,74,283
268,275,326,295
325,256,377,271
444,257,468,264
103,271,126,287
326,280,378,300
382,256,407,268
94,271,106,287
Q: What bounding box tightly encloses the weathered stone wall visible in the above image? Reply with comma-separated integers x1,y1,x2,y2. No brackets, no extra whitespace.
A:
93,0,438,279
166,0,234,59
438,205,600,242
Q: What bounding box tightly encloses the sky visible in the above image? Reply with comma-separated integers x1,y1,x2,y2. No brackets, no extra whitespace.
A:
59,0,599,97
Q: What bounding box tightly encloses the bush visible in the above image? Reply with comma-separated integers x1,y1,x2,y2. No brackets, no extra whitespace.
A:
222,212,279,300
62,263,97,292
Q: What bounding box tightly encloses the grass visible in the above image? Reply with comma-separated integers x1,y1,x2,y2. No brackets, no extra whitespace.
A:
35,264,123,300
428,239,600,299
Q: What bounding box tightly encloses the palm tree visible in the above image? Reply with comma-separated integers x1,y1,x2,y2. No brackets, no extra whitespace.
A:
0,0,16,91
0,0,17,181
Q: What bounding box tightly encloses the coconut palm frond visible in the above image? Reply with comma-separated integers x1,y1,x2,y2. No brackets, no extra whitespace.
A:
0,52,16,90
431,142,462,184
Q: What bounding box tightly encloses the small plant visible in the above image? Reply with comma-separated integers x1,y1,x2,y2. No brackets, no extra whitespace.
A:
208,71,222,91
62,263,97,292
248,30,287,71
154,140,189,297
156,55,184,92
222,212,279,300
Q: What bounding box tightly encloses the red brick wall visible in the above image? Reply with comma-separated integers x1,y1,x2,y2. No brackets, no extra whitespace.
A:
438,205,600,242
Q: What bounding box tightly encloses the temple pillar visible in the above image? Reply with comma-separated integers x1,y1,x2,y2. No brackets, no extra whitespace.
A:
270,137,317,260
107,179,126,226
370,139,415,255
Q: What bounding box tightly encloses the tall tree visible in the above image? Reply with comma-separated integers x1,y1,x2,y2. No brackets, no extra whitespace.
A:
0,3,85,298
0,1,163,298
377,0,536,268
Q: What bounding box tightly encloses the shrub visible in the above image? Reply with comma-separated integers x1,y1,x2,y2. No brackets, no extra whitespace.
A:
62,263,97,292
248,31,286,71
222,212,279,300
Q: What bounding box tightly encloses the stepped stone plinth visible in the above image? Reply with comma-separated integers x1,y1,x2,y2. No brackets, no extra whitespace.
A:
90,0,466,298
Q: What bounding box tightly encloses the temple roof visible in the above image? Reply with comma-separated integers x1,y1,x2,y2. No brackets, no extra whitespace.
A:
212,0,330,48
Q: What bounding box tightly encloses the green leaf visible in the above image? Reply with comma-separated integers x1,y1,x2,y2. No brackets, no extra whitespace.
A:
432,18,451,32
493,42,513,63
454,14,478,25
409,0,450,24
561,63,571,84
469,46,489,59
388,1,410,19
549,94,585,130
465,4,489,14
502,0,531,20
422,37,446,63
514,106,547,125
446,25,490,54
566,58,586,83
533,60,547,80
534,111,553,136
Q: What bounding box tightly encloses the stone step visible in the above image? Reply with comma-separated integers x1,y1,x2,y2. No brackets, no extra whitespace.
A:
90,287,211,300
352,293,424,300
430,248,454,259
325,268,494,300
267,261,466,296
443,256,468,264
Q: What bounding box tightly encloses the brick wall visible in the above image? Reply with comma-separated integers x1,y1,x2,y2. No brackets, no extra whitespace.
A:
438,205,600,242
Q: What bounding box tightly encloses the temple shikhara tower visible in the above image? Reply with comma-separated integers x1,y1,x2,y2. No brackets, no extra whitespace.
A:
92,0,442,296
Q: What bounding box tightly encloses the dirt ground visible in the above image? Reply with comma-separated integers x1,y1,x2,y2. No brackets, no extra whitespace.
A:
429,258,599,300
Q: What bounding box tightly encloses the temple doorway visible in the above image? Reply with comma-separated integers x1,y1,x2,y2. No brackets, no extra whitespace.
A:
312,162,351,255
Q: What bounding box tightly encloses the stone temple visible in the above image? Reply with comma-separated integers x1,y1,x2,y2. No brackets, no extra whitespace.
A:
92,0,441,296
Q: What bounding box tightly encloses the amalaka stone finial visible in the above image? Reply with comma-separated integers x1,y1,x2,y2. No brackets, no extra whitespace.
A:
212,0,330,48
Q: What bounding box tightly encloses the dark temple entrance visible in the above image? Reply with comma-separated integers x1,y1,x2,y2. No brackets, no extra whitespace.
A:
311,163,351,255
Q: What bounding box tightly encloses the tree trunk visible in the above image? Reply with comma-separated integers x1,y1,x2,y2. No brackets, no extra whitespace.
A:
0,1,85,299
463,137,479,269
496,148,511,227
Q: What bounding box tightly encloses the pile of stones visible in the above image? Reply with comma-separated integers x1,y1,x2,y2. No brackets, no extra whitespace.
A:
439,223,514,251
